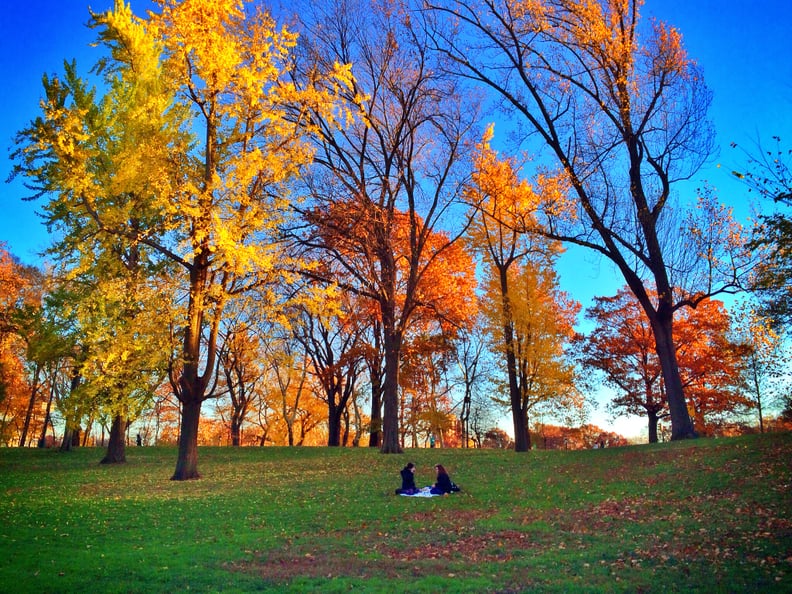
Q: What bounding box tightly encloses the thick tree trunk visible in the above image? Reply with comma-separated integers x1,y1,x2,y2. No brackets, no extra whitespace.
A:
230,414,242,446
60,427,76,452
286,418,295,447
652,315,697,440
329,378,355,447
341,407,350,446
380,329,403,454
499,267,529,452
101,414,127,464
172,399,202,480
511,400,528,452
327,401,343,447
368,382,382,448
171,255,217,478
367,329,383,448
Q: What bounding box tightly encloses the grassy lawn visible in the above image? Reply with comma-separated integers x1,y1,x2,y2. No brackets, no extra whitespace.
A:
0,433,790,593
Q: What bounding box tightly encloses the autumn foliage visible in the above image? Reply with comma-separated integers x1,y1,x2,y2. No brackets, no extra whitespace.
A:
1,0,787,470
581,288,753,441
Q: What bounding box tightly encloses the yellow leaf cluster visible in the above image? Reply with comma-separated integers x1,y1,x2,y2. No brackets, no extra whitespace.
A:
480,257,581,409
508,0,550,30
140,0,357,288
468,125,542,233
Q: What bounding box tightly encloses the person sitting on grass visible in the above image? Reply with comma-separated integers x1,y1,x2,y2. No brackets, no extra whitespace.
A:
395,462,419,495
429,464,460,495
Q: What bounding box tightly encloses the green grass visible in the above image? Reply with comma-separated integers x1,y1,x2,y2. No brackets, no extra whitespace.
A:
0,433,790,593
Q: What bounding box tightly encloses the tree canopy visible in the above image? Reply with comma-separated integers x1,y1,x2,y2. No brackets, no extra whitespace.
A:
3,0,787,468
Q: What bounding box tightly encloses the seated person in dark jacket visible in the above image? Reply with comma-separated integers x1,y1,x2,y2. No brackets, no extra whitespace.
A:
430,464,457,494
395,462,419,494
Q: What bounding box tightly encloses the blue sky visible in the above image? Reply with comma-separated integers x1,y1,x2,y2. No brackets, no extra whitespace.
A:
556,0,792,311
3,1,789,273
0,1,156,262
1,1,790,437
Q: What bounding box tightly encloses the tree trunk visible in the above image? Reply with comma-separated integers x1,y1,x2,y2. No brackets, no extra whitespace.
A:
647,410,659,444
19,364,42,447
286,417,295,447
171,399,202,480
525,412,532,450
82,417,93,447
758,401,765,434
0,401,11,446
652,314,697,440
380,327,403,454
511,401,528,452
499,267,529,452
37,384,55,448
367,329,383,448
460,385,471,448
368,382,382,448
171,254,217,478
352,396,362,447
101,414,127,464
341,407,350,446
230,413,242,446
751,363,765,433
58,376,82,452
60,426,76,452
327,401,343,447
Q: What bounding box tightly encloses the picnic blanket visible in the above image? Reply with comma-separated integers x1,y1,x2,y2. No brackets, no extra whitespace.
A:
400,487,441,497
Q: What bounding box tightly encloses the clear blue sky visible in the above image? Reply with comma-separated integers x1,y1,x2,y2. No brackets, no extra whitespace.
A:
2,1,790,267
554,0,792,311
1,1,790,437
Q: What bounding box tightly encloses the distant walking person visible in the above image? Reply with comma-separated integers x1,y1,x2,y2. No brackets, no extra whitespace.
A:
136,433,142,447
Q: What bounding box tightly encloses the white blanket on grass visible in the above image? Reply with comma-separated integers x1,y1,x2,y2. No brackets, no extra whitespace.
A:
400,487,440,497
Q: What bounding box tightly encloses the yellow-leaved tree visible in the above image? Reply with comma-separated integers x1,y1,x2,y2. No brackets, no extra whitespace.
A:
12,0,353,478
12,0,186,462
480,262,583,450
467,127,580,451
730,303,790,433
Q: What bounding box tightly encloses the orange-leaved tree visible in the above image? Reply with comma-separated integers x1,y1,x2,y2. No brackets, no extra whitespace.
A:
303,201,478,447
290,0,477,453
291,290,369,447
215,307,270,447
580,289,668,443
581,287,750,440
0,246,45,446
674,299,752,435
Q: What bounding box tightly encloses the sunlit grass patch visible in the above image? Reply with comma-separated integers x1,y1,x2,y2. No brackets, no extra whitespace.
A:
0,433,789,592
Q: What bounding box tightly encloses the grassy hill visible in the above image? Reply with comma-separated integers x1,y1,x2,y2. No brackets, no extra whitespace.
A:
0,433,789,592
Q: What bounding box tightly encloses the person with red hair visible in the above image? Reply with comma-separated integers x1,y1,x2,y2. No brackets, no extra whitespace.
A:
430,464,459,495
